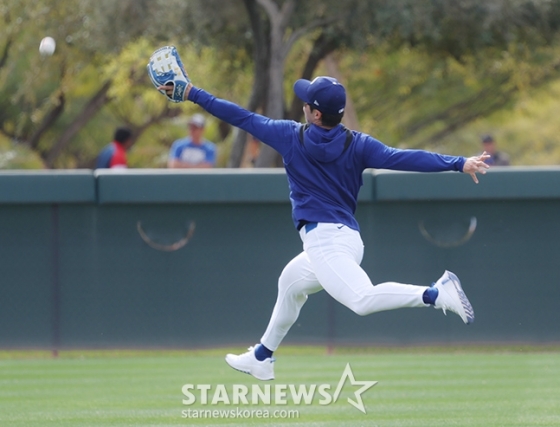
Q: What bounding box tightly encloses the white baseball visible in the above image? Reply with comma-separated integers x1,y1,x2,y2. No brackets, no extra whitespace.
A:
39,37,56,56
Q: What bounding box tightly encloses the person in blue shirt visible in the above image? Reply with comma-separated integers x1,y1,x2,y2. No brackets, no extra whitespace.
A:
480,134,510,166
168,114,216,168
159,76,490,381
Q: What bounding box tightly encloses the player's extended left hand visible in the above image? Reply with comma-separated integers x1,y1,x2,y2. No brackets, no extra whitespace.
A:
157,83,192,101
147,46,190,102
463,151,491,184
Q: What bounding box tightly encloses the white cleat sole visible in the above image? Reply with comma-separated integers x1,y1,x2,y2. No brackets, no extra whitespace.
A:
447,271,475,324
434,270,475,325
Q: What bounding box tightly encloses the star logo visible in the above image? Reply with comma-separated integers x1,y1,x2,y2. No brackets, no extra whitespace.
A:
331,363,378,414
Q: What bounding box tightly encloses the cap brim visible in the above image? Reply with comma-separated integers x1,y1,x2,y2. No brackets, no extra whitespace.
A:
293,79,311,104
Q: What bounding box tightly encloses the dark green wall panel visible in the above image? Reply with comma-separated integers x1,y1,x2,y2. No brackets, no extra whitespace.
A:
375,167,560,201
0,206,53,347
0,170,95,203
0,170,559,349
338,199,560,344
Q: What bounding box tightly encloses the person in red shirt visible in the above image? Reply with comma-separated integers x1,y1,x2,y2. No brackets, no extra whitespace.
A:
96,127,133,169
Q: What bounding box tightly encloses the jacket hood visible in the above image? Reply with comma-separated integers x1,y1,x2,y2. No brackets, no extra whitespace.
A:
303,124,349,163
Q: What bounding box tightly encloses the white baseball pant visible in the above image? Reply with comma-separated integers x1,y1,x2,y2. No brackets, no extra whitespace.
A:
260,222,429,351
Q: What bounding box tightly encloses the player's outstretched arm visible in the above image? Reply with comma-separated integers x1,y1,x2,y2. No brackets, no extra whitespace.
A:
149,46,294,155
158,83,293,157
462,152,491,184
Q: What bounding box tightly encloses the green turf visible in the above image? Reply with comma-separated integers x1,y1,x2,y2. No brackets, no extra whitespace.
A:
1,347,559,426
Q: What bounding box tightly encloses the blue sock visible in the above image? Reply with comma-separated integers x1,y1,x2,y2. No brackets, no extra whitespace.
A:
423,287,439,305
254,343,273,361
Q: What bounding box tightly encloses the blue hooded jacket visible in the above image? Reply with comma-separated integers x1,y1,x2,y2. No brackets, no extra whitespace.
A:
188,87,465,231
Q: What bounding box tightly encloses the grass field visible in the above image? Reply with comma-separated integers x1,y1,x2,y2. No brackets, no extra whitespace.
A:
1,346,559,427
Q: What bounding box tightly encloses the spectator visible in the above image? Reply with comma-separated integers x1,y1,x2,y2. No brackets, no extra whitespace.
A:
481,134,510,166
96,127,133,169
168,114,216,168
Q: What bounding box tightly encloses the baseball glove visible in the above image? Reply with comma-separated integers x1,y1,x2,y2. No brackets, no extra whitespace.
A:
147,46,190,103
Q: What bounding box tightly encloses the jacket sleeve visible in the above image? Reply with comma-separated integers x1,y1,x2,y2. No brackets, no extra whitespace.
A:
188,87,295,157
362,135,466,172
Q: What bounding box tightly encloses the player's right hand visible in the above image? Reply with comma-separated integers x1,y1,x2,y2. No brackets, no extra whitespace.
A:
463,151,491,184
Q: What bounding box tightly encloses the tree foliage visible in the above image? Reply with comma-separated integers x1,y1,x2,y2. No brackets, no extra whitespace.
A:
180,0,560,166
2,0,560,168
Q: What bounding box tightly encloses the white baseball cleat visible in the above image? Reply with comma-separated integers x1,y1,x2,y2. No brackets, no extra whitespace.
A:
433,270,475,325
225,345,275,381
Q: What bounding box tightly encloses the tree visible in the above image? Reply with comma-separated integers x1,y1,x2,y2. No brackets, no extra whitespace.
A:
233,0,560,166
185,0,365,167
3,0,560,168
348,0,560,149
253,0,339,166
0,0,191,168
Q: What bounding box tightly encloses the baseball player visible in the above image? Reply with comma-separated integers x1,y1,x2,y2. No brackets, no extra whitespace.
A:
158,75,489,381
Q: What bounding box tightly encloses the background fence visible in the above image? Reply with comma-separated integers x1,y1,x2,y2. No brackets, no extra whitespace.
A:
1,168,559,350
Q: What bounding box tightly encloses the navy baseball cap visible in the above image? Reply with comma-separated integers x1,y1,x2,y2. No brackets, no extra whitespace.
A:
294,76,346,115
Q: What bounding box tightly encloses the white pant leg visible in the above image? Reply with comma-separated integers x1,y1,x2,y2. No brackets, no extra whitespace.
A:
260,251,323,351
303,223,428,316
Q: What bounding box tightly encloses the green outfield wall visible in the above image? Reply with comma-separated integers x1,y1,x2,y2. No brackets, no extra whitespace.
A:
0,168,559,350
